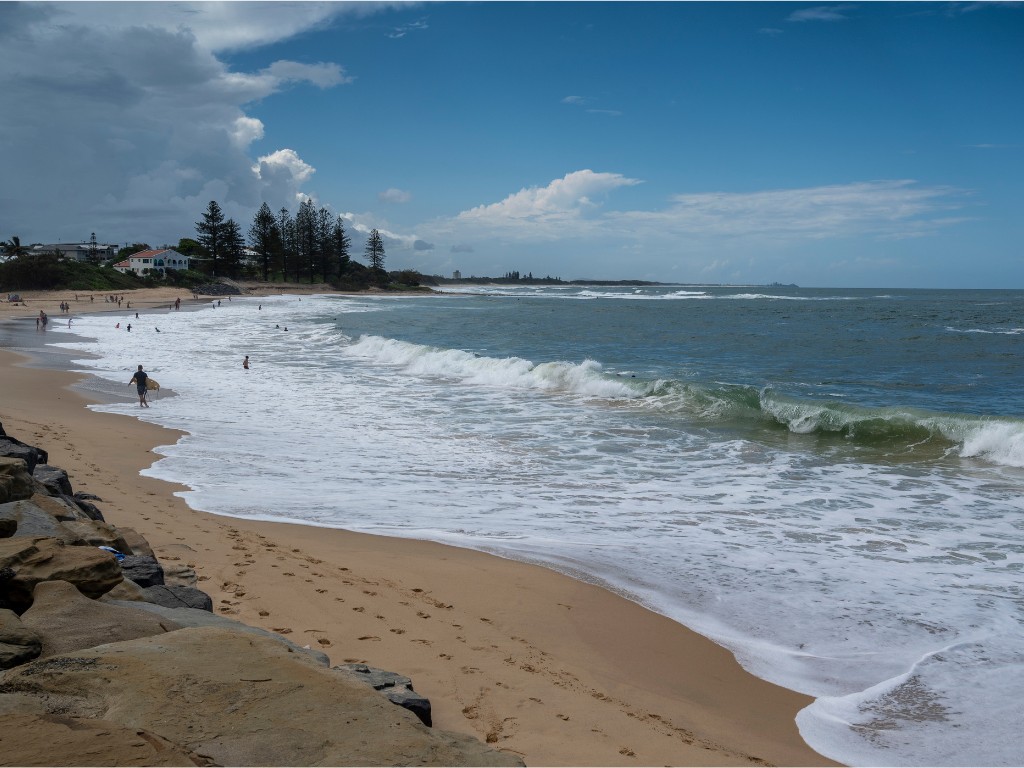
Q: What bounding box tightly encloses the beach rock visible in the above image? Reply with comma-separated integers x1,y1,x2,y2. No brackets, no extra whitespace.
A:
0,627,522,767
59,519,132,552
0,518,15,538
140,584,212,612
0,713,208,767
108,600,331,666
67,495,105,522
26,492,85,522
102,578,151,602
19,580,181,660
337,663,433,726
162,562,198,588
0,537,123,612
119,555,164,588
115,526,155,558
0,608,42,668
32,465,73,497
0,439,44,476
0,457,34,504
0,500,72,540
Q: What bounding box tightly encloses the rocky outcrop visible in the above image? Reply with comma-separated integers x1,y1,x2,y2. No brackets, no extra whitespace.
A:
0,627,521,766
0,426,523,766
0,537,124,611
0,457,34,504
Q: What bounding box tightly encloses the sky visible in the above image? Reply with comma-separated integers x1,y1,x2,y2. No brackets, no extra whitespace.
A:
0,1,1021,287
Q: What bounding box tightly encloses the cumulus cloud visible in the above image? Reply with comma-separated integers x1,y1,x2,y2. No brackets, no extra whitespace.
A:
457,170,642,229
379,188,413,203
413,240,434,251
0,3,369,244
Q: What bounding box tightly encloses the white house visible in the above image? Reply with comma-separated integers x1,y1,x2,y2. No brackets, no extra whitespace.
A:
113,249,191,276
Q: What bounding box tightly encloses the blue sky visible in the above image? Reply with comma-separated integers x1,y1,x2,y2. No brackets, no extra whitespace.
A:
1,2,1021,287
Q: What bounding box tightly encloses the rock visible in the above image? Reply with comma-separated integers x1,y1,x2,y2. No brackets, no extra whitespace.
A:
107,600,331,666
0,537,123,612
27,493,86,522
73,491,103,501
115,526,156,558
0,627,523,766
0,457,34,504
20,580,181,660
336,663,432,726
0,500,72,541
0,436,47,474
59,518,132,552
0,713,208,766
68,495,105,522
119,555,164,588
0,518,15,538
0,607,42,668
32,465,74,497
162,562,198,588
102,578,150,602
140,584,212,612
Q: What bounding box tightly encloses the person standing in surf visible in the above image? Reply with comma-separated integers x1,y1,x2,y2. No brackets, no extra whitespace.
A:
129,365,150,408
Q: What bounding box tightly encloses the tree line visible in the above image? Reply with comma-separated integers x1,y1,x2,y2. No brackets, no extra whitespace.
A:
192,200,387,285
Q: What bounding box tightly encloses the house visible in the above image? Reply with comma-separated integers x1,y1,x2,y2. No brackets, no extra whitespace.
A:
113,249,191,276
30,242,118,262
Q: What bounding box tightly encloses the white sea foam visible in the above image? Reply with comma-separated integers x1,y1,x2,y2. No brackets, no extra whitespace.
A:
48,293,1024,767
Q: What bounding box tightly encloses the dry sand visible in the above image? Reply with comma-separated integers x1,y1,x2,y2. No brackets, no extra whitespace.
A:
0,287,836,766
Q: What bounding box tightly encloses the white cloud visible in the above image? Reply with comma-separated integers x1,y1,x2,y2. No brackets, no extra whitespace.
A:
231,116,265,149
379,188,413,203
456,170,642,229
262,60,353,89
561,95,592,105
435,174,968,252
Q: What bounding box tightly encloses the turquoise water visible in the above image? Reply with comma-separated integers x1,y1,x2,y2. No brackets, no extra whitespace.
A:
50,285,1024,766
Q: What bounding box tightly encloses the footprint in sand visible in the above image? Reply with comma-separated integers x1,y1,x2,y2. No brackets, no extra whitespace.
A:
258,610,270,617
272,627,293,634
389,628,406,635
357,636,381,641
417,611,431,619
352,606,365,613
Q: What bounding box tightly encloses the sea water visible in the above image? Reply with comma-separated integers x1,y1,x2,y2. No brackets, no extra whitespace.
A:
47,285,1024,766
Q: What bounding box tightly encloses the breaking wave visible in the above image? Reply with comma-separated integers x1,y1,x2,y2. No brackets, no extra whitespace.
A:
344,335,1024,468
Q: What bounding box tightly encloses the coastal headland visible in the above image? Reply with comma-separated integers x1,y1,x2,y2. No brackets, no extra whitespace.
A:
0,286,835,766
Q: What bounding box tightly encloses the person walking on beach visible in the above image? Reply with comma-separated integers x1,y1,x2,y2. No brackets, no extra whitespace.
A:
129,365,150,408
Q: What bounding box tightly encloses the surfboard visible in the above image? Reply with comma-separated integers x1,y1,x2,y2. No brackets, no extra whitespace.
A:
146,378,160,391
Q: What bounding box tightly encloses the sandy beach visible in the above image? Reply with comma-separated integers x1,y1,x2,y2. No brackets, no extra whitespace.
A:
0,288,834,766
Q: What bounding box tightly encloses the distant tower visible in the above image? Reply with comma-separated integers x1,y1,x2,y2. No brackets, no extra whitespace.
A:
452,270,462,280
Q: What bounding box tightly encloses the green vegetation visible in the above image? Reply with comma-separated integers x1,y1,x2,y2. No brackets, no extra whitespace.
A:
0,252,145,291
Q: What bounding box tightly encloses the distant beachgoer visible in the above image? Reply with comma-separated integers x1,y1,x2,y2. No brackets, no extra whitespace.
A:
129,365,149,408
243,355,249,370
217,300,221,307
155,327,161,332
127,323,132,332
275,324,279,329
135,312,139,319
258,304,262,310
115,322,120,329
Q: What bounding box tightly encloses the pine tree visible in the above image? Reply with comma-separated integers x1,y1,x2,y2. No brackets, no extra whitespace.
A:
364,228,385,271
221,218,245,278
249,203,278,281
195,200,225,276
276,207,295,281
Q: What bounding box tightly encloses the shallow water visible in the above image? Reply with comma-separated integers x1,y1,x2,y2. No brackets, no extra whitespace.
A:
48,285,1024,766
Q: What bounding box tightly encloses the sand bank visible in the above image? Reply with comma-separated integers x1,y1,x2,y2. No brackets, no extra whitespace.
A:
0,288,835,766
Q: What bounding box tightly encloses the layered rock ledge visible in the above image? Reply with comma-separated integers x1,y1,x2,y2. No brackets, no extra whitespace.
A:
0,421,522,767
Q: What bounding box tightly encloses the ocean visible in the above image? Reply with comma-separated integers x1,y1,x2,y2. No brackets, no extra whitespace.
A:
43,285,1024,766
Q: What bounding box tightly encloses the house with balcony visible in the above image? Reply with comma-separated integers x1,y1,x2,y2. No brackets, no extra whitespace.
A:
113,249,191,276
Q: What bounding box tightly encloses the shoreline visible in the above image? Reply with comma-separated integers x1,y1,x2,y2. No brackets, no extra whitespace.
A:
0,287,835,766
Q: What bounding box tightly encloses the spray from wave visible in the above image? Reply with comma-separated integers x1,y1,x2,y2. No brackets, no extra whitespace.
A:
344,335,1024,468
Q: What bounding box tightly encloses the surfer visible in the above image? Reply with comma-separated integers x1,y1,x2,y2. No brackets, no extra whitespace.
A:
128,365,150,408
243,355,249,370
